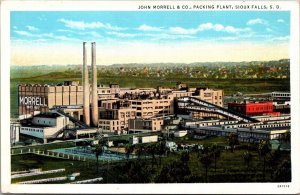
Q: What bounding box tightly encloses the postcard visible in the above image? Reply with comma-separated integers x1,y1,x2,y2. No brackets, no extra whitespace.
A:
1,0,299,194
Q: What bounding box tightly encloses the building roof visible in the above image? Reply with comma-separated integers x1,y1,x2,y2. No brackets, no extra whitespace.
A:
34,113,61,119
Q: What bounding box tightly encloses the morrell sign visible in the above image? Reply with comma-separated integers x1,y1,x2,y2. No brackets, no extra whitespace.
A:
19,96,47,106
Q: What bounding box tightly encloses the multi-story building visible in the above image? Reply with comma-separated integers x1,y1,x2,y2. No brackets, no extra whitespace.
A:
197,88,224,107
128,96,173,118
128,117,164,132
18,81,83,118
228,101,279,116
20,112,70,143
98,107,136,134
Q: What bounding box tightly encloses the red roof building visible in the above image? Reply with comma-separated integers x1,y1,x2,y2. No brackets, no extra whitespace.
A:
228,102,280,116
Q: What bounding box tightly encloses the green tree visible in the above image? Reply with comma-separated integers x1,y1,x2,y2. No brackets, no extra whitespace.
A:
211,144,221,174
155,160,191,183
243,151,253,171
267,147,281,178
228,133,239,153
124,144,135,160
282,132,290,143
200,153,213,182
146,143,158,167
94,144,103,174
117,160,151,183
135,144,144,159
180,151,190,166
156,141,167,165
258,140,271,180
273,160,291,182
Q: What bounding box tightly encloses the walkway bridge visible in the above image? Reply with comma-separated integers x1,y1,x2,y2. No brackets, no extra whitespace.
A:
177,97,259,123
46,109,90,138
53,109,89,128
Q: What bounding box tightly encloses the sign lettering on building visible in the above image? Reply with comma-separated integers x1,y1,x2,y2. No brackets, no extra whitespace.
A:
19,96,47,106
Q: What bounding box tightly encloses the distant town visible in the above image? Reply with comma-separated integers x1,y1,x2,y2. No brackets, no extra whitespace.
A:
10,43,291,184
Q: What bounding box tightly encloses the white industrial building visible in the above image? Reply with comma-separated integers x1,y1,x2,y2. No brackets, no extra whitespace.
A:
20,112,69,143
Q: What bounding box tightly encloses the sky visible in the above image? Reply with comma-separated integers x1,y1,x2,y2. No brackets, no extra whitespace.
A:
10,11,290,66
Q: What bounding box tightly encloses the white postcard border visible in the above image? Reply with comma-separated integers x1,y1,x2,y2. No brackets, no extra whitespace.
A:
1,1,299,194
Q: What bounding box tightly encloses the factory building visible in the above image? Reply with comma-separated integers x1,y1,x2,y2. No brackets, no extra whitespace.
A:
197,88,224,107
128,117,164,133
195,126,289,143
228,101,280,116
128,96,174,118
20,112,70,143
98,107,136,134
18,81,83,117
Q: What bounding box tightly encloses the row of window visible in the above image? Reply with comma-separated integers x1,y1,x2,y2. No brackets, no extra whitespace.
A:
225,123,290,129
201,130,269,139
272,93,290,97
37,120,52,124
22,128,43,133
214,96,223,100
99,121,126,125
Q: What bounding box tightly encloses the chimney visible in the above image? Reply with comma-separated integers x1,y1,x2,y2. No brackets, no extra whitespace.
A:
83,42,90,126
91,42,98,127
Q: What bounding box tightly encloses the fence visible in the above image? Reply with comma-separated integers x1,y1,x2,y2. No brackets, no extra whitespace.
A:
12,169,65,179
18,176,68,184
70,177,103,184
11,148,89,162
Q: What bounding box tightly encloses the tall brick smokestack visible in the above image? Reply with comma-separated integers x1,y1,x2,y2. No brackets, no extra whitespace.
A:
91,42,98,127
83,42,90,126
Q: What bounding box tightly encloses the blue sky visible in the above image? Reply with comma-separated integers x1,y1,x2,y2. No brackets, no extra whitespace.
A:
10,11,290,65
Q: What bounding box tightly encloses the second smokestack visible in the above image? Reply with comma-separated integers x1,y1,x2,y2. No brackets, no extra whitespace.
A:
83,42,90,126
91,42,98,127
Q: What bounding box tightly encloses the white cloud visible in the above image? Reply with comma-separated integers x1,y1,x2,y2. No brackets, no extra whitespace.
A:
169,23,250,35
169,27,197,35
247,18,268,25
86,31,102,38
26,25,39,31
58,18,126,31
14,30,78,41
57,29,74,33
107,31,137,38
137,24,163,32
14,30,33,36
53,35,78,41
266,28,273,32
277,19,285,23
271,36,290,41
145,33,196,40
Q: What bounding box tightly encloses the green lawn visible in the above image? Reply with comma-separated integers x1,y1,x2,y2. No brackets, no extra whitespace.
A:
11,153,105,184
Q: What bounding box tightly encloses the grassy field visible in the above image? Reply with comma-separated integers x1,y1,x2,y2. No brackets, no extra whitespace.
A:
11,153,104,184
